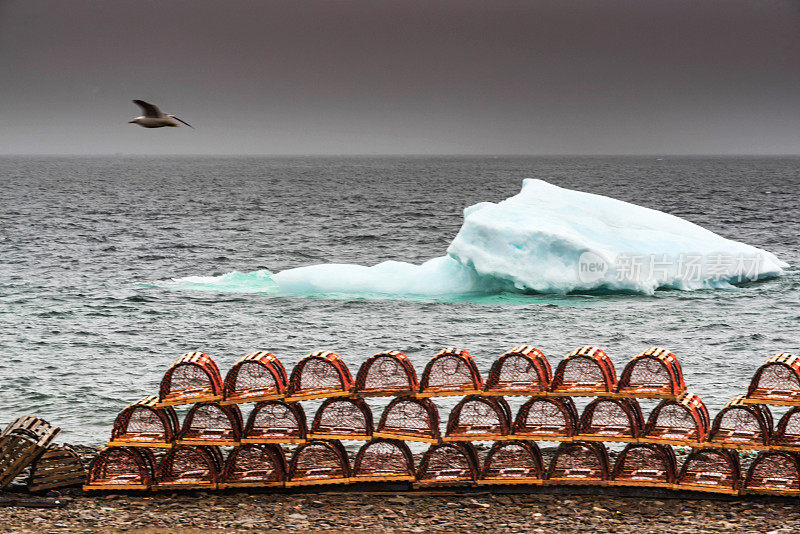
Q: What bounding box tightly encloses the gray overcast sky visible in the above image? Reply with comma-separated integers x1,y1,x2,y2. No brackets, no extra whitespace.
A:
2,0,800,155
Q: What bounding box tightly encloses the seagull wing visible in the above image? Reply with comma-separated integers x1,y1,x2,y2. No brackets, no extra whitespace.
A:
171,115,194,129
133,100,166,118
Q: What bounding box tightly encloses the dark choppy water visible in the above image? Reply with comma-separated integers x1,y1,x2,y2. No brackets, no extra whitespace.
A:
1,156,798,444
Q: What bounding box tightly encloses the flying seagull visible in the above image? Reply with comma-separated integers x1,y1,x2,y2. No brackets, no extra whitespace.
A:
128,100,194,128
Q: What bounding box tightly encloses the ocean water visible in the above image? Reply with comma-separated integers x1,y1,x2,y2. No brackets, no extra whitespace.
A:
1,155,798,445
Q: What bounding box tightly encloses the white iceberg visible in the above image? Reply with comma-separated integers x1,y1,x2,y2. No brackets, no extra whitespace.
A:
165,179,787,297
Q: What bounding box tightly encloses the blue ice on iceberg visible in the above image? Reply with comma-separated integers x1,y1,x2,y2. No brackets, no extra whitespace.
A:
165,179,787,297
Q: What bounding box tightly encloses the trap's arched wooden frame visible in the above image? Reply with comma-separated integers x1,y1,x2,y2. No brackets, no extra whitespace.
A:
511,396,579,442
108,395,179,448
616,347,686,399
218,444,287,489
675,448,741,494
157,352,223,407
549,346,617,397
417,348,483,398
705,396,772,451
483,346,551,397
477,440,544,485
221,352,288,405
546,441,611,486
576,397,644,443
351,438,416,483
175,402,243,446
308,397,374,441
84,447,156,491
609,443,677,489
241,400,308,444
353,351,419,397
640,392,709,447
741,451,800,496
373,395,442,444
444,395,512,442
154,445,221,490
286,351,354,401
744,353,800,406
286,440,351,487
415,442,480,488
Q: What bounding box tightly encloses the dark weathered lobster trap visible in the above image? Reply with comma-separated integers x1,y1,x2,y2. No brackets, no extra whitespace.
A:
308,397,374,441
242,400,307,444
1,416,62,489
675,448,740,494
547,441,610,485
374,396,441,443
746,353,800,405
609,443,677,488
286,440,350,486
616,347,686,399
84,447,156,491
219,444,287,488
445,395,511,441
550,346,617,396
176,402,243,446
483,346,551,396
286,351,354,401
577,398,644,442
351,438,416,482
742,451,800,496
512,397,578,441
155,445,221,489
157,352,223,407
27,446,86,492
707,396,772,450
477,440,544,485
641,392,709,446
109,395,179,448
415,442,480,487
354,351,419,397
418,348,483,397
773,407,800,450
222,352,287,405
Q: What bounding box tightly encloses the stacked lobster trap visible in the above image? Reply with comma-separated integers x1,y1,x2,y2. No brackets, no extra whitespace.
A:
82,345,800,498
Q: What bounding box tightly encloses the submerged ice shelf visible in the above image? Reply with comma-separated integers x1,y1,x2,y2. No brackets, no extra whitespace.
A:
165,179,788,298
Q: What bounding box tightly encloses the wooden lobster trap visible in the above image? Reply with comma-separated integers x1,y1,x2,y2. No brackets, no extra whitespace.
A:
706,396,772,450
483,346,551,396
549,346,617,397
609,443,677,488
222,351,287,405
616,347,686,399
577,398,643,443
286,351,354,401
511,397,578,441
308,397,374,441
675,448,741,494
286,440,351,487
415,442,480,487
108,396,179,448
154,445,221,490
373,396,441,444
546,441,610,486
745,353,800,406
351,438,416,483
417,348,483,398
84,447,156,491
218,444,287,488
641,392,709,446
354,351,419,397
444,395,512,442
0,416,61,489
157,352,223,407
772,407,800,450
242,400,307,444
741,451,800,496
27,446,86,492
175,402,243,446
477,440,544,485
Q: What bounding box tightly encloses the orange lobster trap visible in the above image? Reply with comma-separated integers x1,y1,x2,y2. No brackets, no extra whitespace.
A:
222,352,287,405
286,351,354,401
415,442,480,487
609,443,677,488
741,451,800,496
175,402,243,446
286,440,351,486
308,397,374,441
483,346,551,396
546,441,610,486
706,396,772,450
745,353,800,406
772,407,800,450
351,438,416,483
84,447,156,491
373,396,441,444
154,445,222,490
616,347,686,399
550,346,617,397
444,395,512,442
641,392,709,446
241,400,307,444
157,352,223,407
577,397,643,443
417,348,483,397
354,351,419,397
218,444,287,488
675,448,740,494
477,440,544,485
108,395,179,448
511,397,578,441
